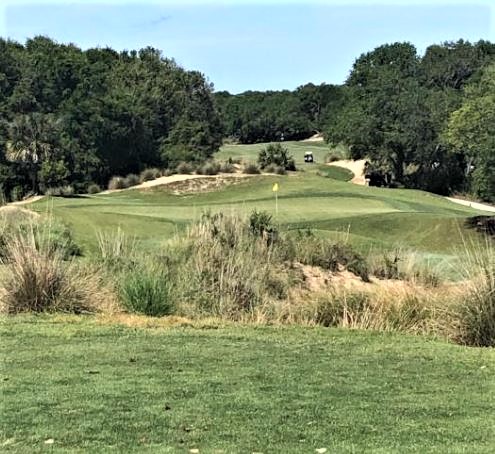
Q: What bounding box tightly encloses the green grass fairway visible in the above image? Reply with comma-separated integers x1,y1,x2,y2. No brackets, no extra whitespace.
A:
216,140,347,167
31,169,484,259
1,317,494,452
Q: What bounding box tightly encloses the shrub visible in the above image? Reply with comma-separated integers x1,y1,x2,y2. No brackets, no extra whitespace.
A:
45,187,62,197
62,185,75,196
197,162,221,176
108,176,127,190
118,265,174,316
325,152,341,163
220,162,236,173
176,161,194,174
249,210,275,237
258,143,296,171
124,174,140,187
87,183,101,194
140,168,161,183
45,186,74,197
0,227,112,314
163,168,175,177
243,163,260,174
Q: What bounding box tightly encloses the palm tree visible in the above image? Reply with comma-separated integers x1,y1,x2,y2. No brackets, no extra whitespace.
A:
5,113,60,193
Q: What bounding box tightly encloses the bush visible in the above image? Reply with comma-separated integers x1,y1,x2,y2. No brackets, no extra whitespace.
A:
0,227,112,314
140,168,161,183
45,186,74,197
249,210,275,237
45,187,62,197
219,162,236,173
258,143,296,171
124,174,140,187
118,265,174,316
197,162,221,176
108,176,127,190
243,163,260,174
176,161,194,174
87,183,101,194
163,168,175,177
325,152,341,163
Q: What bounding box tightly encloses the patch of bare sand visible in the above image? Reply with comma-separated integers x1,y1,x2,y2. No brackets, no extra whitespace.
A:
294,262,460,296
302,133,324,142
154,176,246,195
101,172,250,194
327,159,367,185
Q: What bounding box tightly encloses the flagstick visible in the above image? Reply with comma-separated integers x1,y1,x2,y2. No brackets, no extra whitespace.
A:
275,191,278,217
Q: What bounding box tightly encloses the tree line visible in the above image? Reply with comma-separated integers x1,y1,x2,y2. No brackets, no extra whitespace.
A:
220,40,495,202
327,40,495,201
0,36,223,200
1,37,494,203
214,83,343,143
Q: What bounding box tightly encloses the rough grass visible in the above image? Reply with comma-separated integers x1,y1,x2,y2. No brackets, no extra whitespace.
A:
1,317,494,452
0,228,114,314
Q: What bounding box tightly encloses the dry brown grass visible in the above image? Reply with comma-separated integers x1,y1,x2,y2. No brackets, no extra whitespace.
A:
0,228,117,314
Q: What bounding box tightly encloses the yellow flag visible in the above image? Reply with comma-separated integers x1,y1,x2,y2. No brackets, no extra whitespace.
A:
272,183,279,192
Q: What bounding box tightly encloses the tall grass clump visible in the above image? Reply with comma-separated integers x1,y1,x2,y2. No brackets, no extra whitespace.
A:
448,239,495,346
95,228,137,270
0,227,114,314
172,212,292,319
118,264,174,316
313,285,437,333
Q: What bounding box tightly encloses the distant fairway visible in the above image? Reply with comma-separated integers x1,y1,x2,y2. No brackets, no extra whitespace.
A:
217,140,347,167
30,150,486,266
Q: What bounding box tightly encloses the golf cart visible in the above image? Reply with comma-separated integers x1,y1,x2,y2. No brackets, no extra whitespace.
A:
304,151,314,163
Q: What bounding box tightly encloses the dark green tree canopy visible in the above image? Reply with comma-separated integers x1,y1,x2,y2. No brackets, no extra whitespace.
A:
0,36,223,200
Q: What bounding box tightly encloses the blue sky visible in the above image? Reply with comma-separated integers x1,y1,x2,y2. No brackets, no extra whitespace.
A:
1,1,493,93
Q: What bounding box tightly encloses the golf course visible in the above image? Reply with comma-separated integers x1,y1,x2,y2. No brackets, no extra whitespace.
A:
2,18,495,452
29,141,486,259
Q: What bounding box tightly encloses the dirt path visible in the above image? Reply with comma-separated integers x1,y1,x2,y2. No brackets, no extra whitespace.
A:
445,197,495,213
328,159,367,185
328,158,495,213
8,195,44,206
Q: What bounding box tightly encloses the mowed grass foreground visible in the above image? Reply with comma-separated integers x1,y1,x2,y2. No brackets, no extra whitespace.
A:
1,316,494,452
